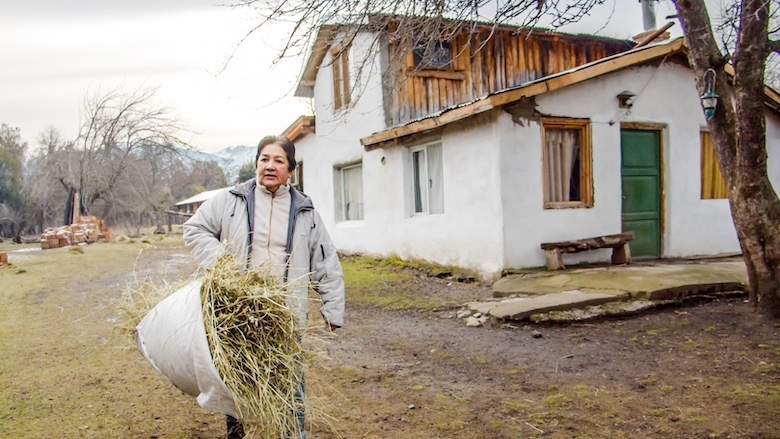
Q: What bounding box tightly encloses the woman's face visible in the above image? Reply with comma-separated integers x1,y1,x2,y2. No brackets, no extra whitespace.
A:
256,143,292,193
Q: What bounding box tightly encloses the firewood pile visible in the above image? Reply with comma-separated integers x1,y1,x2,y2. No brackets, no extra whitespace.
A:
40,216,114,249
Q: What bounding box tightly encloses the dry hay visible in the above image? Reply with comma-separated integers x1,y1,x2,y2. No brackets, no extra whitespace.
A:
113,273,182,343
202,255,306,438
115,253,338,438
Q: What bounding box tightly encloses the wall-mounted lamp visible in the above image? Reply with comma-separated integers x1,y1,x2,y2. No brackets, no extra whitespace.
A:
701,68,719,120
617,90,636,109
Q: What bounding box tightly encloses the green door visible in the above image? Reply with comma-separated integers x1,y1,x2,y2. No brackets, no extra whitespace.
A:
621,129,661,258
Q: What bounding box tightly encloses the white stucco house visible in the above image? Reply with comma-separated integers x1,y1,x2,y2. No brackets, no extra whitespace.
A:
283,22,780,282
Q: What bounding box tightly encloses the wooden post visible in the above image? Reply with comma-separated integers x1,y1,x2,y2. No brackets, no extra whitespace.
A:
544,248,565,270
611,243,632,265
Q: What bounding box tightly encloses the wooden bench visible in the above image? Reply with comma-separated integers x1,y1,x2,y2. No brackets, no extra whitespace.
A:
540,232,634,271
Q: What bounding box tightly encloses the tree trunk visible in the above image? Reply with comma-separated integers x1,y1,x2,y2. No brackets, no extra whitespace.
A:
674,0,780,316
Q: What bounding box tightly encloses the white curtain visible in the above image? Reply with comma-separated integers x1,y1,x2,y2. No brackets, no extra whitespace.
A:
413,150,427,213
412,143,444,214
545,129,580,202
343,165,364,220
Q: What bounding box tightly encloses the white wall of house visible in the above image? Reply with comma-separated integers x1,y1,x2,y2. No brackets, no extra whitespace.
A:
498,61,744,271
326,110,508,279
303,30,509,278
301,35,780,280
306,30,387,254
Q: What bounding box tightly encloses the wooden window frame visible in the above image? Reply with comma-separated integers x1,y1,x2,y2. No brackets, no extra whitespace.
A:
700,130,728,200
541,118,593,209
290,161,303,193
412,41,452,69
331,43,351,111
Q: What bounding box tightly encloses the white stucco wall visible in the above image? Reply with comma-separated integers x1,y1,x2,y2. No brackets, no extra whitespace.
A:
333,116,505,279
301,30,508,278
305,30,389,254
301,35,780,280
500,61,744,270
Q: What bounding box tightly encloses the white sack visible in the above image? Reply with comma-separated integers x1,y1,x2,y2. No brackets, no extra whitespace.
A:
135,280,237,417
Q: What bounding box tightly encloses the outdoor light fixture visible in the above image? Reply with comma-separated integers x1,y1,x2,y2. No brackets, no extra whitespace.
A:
617,90,636,109
701,68,719,120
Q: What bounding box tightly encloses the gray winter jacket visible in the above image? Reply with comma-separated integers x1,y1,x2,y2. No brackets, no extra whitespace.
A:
182,178,345,327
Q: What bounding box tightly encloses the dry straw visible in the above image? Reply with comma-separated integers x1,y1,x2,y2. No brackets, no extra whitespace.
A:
201,255,304,438
116,251,338,438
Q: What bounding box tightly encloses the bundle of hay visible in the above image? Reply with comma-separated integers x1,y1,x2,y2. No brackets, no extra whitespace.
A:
201,255,304,438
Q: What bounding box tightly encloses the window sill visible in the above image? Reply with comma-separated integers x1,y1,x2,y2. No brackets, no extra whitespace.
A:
409,212,445,218
407,69,466,81
543,202,593,209
336,220,365,227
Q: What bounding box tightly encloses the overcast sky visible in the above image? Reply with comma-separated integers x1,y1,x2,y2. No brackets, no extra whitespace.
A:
0,0,685,154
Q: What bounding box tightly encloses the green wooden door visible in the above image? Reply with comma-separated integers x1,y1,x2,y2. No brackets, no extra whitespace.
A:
621,129,661,258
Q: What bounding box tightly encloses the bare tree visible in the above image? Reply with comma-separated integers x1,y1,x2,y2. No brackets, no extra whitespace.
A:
235,0,610,116
55,84,192,223
672,0,780,315
237,0,607,57
22,127,72,232
238,0,780,315
0,124,29,241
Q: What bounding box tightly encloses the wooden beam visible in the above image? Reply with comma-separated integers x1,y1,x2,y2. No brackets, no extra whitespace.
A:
408,69,467,81
634,21,675,48
282,115,315,142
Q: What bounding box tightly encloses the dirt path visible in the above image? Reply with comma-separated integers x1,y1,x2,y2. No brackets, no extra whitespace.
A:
1,237,778,439
316,284,780,438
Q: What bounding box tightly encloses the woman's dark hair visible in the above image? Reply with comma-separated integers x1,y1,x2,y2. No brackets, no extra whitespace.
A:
255,135,297,171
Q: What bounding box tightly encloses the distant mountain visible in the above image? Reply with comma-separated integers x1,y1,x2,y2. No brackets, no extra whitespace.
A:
180,145,255,182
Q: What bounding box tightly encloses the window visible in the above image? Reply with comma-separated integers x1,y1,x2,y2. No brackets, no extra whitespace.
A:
701,131,727,199
290,161,303,193
331,44,351,110
542,119,592,208
411,142,444,214
413,41,452,69
336,163,363,221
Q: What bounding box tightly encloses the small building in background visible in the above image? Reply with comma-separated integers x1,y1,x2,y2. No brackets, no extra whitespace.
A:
174,188,228,215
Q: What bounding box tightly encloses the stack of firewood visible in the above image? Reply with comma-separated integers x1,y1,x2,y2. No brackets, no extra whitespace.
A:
40,216,113,249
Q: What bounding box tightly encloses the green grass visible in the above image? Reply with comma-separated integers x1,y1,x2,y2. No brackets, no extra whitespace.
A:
0,235,220,439
341,256,445,311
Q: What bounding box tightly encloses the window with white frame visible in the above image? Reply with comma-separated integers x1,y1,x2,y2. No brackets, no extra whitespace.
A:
410,142,444,214
335,163,363,221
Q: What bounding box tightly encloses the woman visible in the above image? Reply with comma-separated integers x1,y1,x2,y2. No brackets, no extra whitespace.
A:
183,135,345,439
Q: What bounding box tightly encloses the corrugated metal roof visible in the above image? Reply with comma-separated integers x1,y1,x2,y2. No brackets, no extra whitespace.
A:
175,187,232,206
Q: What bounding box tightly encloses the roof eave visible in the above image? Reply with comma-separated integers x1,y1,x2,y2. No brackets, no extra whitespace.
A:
294,26,337,98
281,115,316,142
360,38,687,150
